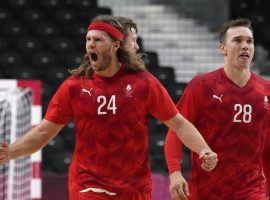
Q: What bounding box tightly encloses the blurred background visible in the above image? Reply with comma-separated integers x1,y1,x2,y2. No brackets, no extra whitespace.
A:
0,0,269,199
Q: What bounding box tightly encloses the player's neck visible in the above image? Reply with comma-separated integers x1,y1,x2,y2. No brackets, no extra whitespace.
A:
223,65,251,87
95,59,121,78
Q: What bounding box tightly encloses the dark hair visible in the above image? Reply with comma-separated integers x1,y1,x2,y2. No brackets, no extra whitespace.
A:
69,15,146,78
219,18,253,44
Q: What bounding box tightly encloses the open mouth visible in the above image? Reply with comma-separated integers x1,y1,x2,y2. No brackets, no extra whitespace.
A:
89,53,98,62
239,53,249,59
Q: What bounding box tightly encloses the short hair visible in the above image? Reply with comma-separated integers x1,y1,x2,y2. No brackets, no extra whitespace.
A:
219,18,253,44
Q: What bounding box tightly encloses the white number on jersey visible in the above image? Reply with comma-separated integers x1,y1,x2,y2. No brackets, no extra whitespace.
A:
233,104,252,123
97,95,117,115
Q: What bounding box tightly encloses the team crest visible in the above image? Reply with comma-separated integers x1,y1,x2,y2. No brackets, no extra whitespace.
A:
125,84,133,97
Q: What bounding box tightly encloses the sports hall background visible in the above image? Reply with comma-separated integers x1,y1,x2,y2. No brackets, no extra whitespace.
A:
0,0,270,199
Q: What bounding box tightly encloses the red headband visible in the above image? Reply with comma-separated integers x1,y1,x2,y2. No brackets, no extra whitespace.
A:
87,22,123,41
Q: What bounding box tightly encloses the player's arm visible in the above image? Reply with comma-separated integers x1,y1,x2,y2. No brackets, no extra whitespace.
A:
165,130,189,200
0,119,64,164
165,131,189,200
163,113,218,171
165,129,183,174
168,170,189,200
148,75,217,169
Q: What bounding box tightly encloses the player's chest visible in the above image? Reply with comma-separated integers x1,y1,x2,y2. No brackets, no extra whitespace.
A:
203,85,270,124
72,81,148,116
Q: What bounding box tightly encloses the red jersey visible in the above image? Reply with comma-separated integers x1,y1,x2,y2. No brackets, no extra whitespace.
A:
165,68,270,199
45,66,178,195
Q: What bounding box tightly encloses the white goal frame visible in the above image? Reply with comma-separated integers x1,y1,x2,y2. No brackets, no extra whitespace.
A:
0,79,42,200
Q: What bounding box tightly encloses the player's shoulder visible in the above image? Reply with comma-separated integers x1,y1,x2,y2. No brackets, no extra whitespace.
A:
132,69,157,81
253,73,270,91
58,75,84,90
63,75,79,85
136,69,152,77
253,72,270,84
187,68,222,88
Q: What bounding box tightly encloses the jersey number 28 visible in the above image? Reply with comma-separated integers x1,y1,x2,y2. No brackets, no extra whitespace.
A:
233,104,252,123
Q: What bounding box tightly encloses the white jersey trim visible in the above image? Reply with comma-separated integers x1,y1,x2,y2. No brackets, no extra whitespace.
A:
79,187,117,196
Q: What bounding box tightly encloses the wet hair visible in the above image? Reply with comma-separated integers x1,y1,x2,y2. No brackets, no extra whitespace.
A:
219,18,253,44
69,15,146,78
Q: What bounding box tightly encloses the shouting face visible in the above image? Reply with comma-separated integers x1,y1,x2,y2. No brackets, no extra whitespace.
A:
86,30,119,73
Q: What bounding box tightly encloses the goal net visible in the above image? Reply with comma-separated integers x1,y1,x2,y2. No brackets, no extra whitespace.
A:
0,80,42,200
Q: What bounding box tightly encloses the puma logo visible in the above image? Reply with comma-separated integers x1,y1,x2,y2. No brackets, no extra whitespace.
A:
82,88,92,96
213,94,223,103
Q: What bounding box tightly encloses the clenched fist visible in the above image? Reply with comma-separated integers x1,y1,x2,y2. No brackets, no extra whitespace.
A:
0,142,10,164
199,149,218,171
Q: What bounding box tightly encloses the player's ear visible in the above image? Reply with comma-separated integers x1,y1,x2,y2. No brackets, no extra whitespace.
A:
219,43,227,56
113,41,120,51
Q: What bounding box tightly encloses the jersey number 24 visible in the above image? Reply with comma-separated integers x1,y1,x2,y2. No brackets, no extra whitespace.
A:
97,95,117,115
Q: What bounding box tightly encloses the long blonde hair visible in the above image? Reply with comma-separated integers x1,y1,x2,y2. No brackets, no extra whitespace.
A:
69,15,146,78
